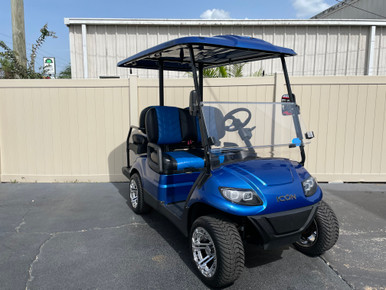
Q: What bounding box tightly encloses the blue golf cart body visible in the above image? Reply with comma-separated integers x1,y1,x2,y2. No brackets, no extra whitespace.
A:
118,35,338,287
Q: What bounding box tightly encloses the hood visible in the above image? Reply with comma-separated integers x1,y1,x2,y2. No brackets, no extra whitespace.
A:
223,158,294,186
197,158,322,216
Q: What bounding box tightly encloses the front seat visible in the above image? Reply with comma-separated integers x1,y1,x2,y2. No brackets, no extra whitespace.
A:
145,106,205,174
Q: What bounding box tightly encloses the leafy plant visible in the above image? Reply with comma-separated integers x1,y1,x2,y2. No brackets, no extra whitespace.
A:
58,64,71,79
252,68,265,77
202,63,245,78
0,24,56,79
228,63,244,77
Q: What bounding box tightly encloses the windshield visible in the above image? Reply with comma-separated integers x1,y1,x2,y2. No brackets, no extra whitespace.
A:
201,101,310,166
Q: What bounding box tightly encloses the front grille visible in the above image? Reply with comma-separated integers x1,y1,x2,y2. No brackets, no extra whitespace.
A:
266,208,312,235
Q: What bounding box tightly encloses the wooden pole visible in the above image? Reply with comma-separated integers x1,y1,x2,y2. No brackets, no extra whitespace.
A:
11,0,27,68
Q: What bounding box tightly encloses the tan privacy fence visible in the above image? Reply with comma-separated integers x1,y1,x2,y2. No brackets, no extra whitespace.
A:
0,76,385,182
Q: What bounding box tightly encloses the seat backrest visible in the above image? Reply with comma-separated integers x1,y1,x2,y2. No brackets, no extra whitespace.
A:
145,106,200,145
146,106,183,145
139,106,153,133
180,108,201,143
202,106,225,146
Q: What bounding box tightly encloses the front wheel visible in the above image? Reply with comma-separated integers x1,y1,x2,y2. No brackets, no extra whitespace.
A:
294,201,339,256
190,215,245,288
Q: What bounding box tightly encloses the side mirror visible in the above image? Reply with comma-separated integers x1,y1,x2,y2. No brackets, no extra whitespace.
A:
189,90,199,116
281,94,296,116
305,131,315,140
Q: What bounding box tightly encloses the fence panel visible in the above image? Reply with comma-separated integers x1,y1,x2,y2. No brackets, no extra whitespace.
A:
0,79,130,182
291,76,386,181
0,76,385,182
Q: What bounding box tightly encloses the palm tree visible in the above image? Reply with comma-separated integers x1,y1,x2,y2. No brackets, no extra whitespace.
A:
202,64,244,78
58,64,71,79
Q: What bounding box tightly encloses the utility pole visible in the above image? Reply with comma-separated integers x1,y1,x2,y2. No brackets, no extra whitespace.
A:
11,0,27,68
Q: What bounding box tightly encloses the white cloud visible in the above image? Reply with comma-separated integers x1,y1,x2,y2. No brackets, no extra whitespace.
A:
200,9,231,20
292,0,330,18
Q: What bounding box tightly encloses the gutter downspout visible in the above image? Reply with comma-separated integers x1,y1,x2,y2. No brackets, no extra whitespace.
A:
81,24,88,79
366,25,376,76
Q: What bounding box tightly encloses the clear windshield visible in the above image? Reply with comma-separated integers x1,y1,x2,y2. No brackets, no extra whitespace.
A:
201,101,310,165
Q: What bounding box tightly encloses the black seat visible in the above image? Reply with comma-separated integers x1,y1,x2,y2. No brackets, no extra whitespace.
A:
129,107,153,155
145,106,203,174
139,106,153,133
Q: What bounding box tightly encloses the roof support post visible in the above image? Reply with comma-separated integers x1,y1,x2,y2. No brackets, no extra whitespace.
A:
159,60,164,106
198,63,203,101
188,45,211,172
366,25,376,76
280,56,295,103
280,55,306,165
188,45,201,101
81,24,88,79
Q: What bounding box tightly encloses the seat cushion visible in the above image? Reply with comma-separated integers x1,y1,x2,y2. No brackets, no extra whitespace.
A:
149,148,229,174
163,150,226,173
164,151,205,172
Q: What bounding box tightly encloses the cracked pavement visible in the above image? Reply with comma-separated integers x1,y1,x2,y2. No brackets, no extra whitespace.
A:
0,183,385,289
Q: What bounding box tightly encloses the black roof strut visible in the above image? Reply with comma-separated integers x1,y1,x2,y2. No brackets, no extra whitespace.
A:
280,55,306,165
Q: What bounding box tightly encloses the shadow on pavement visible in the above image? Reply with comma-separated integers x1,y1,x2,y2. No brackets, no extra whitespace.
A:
112,182,284,287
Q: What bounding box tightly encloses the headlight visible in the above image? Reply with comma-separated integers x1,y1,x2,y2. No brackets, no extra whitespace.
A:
219,187,263,206
302,176,317,197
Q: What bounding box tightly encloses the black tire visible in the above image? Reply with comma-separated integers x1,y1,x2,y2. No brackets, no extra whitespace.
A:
294,201,339,256
190,215,245,288
128,173,151,214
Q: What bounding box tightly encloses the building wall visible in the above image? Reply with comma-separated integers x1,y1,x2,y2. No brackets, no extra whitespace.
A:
66,19,386,79
1,76,386,183
313,0,386,20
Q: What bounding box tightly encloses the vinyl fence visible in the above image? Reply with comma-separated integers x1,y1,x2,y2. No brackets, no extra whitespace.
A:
0,75,385,182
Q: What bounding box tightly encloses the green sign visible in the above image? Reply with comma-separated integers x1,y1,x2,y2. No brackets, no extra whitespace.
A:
43,57,56,76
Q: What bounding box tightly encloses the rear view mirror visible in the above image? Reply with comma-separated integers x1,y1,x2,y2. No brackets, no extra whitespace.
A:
281,94,295,116
305,131,315,139
189,90,199,116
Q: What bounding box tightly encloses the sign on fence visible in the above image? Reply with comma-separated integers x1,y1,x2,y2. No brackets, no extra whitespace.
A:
43,57,56,77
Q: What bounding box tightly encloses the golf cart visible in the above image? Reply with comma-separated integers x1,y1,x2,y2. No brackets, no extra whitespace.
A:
118,35,339,288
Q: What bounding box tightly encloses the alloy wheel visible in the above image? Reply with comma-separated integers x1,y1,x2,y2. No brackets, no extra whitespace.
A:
191,227,217,278
129,179,138,208
297,219,318,247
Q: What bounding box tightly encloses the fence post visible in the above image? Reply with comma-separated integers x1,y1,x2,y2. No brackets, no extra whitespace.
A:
129,76,138,126
273,73,286,102
0,145,2,182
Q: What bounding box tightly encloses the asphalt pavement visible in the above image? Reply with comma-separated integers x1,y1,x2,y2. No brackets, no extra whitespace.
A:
0,182,385,289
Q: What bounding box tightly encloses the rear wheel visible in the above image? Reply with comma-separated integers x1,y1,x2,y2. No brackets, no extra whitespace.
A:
128,173,150,214
294,201,339,256
190,215,245,288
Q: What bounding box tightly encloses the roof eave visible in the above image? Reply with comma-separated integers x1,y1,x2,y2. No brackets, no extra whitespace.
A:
64,18,386,27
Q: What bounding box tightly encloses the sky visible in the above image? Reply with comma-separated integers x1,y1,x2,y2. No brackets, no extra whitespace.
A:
0,0,336,74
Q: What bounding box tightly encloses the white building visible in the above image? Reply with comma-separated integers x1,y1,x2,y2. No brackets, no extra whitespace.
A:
65,18,386,79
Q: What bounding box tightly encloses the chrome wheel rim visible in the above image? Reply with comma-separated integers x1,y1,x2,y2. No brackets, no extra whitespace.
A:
191,227,217,278
298,220,318,247
129,179,138,208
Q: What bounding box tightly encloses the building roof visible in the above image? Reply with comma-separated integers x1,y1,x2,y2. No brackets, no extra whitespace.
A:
312,0,354,19
64,18,386,27
311,0,386,19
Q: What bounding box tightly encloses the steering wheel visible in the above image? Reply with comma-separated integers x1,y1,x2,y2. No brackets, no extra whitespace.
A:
223,108,252,132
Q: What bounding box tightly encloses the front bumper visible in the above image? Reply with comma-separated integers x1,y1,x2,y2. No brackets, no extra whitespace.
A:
247,204,318,250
